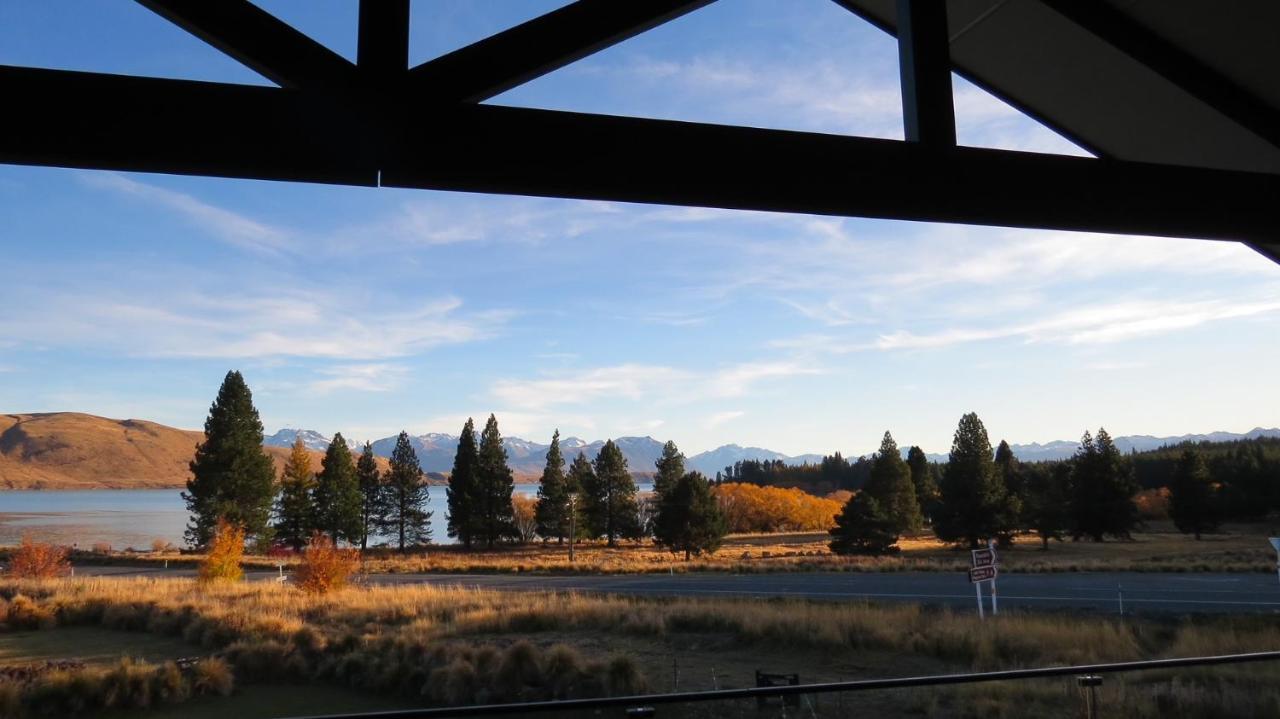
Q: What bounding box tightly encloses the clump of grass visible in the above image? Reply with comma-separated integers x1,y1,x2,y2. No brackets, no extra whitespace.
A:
1,656,234,718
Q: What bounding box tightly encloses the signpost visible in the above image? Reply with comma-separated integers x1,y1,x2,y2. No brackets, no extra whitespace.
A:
969,542,1000,618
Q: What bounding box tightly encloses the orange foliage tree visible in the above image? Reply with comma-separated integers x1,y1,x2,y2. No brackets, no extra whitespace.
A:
198,518,245,584
294,532,361,594
712,483,842,533
511,494,538,544
6,536,71,578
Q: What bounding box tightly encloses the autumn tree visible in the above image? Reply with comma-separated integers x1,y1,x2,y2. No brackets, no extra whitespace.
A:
475,414,517,547
273,437,315,551
933,413,1008,548
382,431,432,551
1169,448,1220,540
512,494,539,544
356,442,383,550
294,532,360,594
1070,428,1140,541
906,446,939,523
863,432,922,534
653,471,727,560
312,433,363,545
447,418,479,548
534,430,573,542
6,536,70,578
198,518,244,583
584,440,642,546
828,493,899,555
185,370,276,548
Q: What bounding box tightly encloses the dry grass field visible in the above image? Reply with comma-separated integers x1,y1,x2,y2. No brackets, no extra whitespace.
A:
1,576,1278,717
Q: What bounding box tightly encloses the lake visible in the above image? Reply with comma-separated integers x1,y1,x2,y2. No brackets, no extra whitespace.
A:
0,482,652,549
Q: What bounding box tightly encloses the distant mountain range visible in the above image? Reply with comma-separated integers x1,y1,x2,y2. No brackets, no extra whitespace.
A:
265,426,1280,475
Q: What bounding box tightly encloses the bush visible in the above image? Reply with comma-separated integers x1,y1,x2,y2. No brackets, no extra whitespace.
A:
6,537,71,579
198,519,244,584
294,533,360,594
151,538,176,553
91,542,113,555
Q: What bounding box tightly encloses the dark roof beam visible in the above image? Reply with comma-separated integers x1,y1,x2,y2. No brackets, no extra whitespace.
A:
896,0,956,147
358,0,410,88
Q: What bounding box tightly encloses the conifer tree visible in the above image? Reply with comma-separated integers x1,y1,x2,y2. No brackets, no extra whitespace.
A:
447,419,479,548
906,445,940,522
274,437,315,551
1023,462,1071,549
383,431,432,551
584,440,642,546
653,441,686,499
534,430,571,542
863,432,923,534
653,471,726,560
312,434,363,544
933,412,1008,548
184,370,276,548
1070,428,1140,541
475,414,517,547
828,493,899,555
356,442,382,550
565,452,593,539
1169,448,1220,540
992,440,1025,547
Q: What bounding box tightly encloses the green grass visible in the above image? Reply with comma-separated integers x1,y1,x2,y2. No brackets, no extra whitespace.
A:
100,684,415,719
0,626,199,666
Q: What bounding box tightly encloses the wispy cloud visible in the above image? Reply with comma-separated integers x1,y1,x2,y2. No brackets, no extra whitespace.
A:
81,173,293,255
705,410,744,429
309,363,408,394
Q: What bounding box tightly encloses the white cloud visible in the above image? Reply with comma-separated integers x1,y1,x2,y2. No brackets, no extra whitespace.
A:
81,173,293,255
309,363,408,394
705,410,744,429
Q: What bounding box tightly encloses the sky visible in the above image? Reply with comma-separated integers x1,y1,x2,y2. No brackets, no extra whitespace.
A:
1,0,1278,457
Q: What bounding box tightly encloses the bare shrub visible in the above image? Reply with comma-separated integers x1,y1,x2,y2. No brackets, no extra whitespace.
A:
91,542,112,555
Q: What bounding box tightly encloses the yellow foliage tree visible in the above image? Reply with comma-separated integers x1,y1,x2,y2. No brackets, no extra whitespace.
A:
711,483,842,533
294,532,360,594
198,518,244,584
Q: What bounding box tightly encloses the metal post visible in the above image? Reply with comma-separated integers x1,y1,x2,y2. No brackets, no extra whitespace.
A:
988,539,999,616
1118,583,1124,616
568,494,577,563
975,580,985,620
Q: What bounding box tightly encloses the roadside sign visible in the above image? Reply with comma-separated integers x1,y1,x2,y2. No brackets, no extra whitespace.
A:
969,565,997,583
971,547,998,568
1269,537,1280,552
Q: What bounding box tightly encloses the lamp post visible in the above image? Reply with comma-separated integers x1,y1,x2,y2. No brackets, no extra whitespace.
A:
568,490,579,563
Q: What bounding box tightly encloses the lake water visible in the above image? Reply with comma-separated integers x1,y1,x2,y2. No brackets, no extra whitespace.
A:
0,482,653,549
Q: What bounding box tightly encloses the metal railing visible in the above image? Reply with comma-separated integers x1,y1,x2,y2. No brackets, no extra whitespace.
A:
284,650,1280,718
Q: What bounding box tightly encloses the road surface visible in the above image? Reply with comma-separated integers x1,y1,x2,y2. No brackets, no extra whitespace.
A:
72,565,1280,614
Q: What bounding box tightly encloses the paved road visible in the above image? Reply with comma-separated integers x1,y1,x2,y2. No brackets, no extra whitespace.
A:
73,565,1280,614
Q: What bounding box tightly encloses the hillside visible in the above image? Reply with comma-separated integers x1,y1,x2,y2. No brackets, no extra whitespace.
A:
0,413,363,490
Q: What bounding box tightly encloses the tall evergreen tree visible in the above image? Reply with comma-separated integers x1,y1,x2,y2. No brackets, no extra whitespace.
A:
184,370,276,548
992,440,1025,547
1070,428,1140,541
653,441,686,499
828,493,899,555
1022,462,1071,549
906,446,940,523
534,430,572,543
862,432,923,534
475,414,517,548
312,434,363,544
933,412,1007,548
273,437,315,551
653,471,727,560
584,440,642,546
383,431,432,551
1169,448,1220,540
447,419,479,548
356,442,383,550
565,452,594,540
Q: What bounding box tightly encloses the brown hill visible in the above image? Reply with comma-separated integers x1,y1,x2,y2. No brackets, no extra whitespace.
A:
0,413,378,490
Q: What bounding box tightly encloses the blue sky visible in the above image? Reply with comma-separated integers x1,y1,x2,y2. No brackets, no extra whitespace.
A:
1,1,1277,456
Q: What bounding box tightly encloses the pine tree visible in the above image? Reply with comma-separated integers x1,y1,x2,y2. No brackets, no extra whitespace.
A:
584,439,642,546
906,446,939,523
565,452,593,539
312,434,363,544
1023,462,1071,549
382,431,432,551
828,493,899,555
653,441,686,499
475,414,516,548
1169,448,1220,540
653,472,727,560
534,430,571,542
356,442,382,550
1070,428,1140,541
862,432,923,534
992,440,1025,547
184,370,276,548
933,412,1007,548
273,437,315,551
447,419,479,548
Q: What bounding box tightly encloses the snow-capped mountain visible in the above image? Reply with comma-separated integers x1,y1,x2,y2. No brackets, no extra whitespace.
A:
263,428,355,452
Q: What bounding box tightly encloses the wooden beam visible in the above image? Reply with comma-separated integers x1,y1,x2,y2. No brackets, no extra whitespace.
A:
135,0,357,90
406,0,716,103
896,0,956,146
